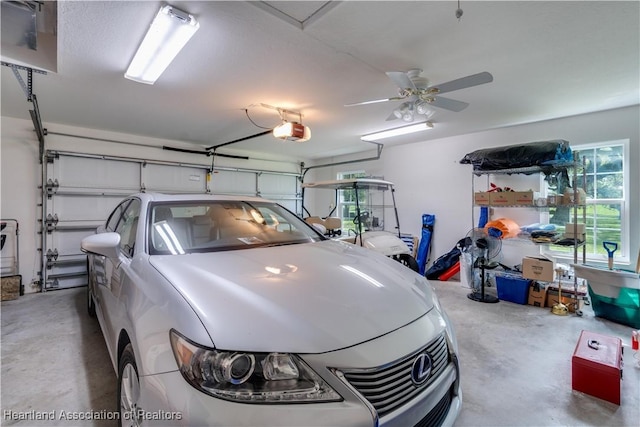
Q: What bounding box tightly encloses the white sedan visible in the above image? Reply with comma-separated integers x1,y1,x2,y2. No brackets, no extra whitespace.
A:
82,192,461,426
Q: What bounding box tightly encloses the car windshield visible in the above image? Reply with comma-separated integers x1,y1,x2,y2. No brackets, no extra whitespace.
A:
148,200,324,255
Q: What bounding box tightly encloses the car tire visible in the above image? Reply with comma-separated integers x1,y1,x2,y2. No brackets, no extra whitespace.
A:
118,344,142,427
398,254,420,273
86,258,96,318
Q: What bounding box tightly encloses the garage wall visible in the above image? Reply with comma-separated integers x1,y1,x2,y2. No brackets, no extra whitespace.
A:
309,105,640,271
1,116,302,293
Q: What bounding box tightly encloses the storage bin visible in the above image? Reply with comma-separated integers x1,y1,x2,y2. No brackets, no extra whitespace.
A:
496,274,531,304
588,285,640,329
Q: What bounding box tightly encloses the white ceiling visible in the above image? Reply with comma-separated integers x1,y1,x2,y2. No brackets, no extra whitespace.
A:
2,1,639,162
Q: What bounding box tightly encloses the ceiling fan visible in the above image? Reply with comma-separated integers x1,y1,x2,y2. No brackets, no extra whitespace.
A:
346,69,493,122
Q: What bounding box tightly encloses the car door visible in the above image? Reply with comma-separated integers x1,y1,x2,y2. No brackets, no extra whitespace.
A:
95,198,141,356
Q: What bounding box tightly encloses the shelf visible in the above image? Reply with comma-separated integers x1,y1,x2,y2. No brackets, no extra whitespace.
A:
502,237,586,247
474,203,586,208
472,162,581,176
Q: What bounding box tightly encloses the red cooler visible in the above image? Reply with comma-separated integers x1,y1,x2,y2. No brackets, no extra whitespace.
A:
572,330,623,404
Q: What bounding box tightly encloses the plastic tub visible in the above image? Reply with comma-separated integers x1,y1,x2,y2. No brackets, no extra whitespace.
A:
588,286,640,329
496,274,531,304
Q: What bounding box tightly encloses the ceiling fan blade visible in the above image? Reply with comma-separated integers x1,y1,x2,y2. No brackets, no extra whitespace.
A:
430,96,469,112
431,71,493,94
345,96,405,107
386,71,417,90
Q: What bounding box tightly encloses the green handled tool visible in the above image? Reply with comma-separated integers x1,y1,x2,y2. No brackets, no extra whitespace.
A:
603,241,618,270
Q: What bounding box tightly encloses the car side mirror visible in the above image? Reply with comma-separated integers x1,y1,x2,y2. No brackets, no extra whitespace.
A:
81,232,121,260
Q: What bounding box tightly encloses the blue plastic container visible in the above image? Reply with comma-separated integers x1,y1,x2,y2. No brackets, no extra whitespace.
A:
496,274,531,304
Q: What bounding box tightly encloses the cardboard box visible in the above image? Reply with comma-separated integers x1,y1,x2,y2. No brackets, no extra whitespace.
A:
489,191,515,206
522,256,554,282
528,282,547,307
564,223,585,239
1,275,21,301
565,223,585,234
513,191,539,206
563,188,587,205
474,192,491,206
546,288,584,312
547,194,564,206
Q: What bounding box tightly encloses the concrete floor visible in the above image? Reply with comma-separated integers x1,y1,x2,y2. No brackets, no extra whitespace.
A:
1,281,639,426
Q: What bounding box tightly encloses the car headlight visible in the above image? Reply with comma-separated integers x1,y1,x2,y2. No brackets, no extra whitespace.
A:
170,330,342,403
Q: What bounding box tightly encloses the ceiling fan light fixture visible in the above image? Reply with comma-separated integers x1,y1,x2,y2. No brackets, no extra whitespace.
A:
273,122,311,142
415,100,432,115
125,5,200,85
401,102,414,122
361,121,433,141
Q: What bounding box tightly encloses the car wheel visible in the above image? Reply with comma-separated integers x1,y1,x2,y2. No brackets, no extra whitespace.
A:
86,258,96,318
118,344,142,427
398,254,420,273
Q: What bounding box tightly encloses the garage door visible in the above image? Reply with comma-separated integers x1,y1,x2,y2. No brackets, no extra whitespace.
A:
42,150,301,290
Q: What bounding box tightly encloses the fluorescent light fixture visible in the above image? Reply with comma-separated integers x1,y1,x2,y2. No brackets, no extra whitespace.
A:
361,121,434,141
125,5,200,85
273,122,311,142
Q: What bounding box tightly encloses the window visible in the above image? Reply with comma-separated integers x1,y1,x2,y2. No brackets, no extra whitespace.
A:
544,140,629,262
106,200,131,232
337,171,366,233
115,199,141,257
148,201,322,255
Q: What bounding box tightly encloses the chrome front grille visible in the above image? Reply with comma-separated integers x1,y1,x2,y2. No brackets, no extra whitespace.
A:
341,333,450,418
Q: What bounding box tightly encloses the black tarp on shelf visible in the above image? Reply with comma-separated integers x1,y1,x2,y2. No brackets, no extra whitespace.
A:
460,140,572,171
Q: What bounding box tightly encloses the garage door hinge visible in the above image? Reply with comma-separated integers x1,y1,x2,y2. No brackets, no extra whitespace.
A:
45,249,59,269
45,151,58,163
45,178,59,198
46,249,59,260
45,214,59,233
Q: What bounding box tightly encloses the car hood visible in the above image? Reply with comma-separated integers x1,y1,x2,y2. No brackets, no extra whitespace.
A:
150,240,434,353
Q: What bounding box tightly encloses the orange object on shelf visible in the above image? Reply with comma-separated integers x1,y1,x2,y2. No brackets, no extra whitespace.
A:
485,217,520,239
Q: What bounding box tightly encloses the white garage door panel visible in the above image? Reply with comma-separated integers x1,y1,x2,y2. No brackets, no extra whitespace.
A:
278,200,298,213
43,150,301,291
259,173,297,196
50,195,122,223
54,156,140,190
259,174,300,214
211,170,256,195
48,229,95,256
144,164,208,193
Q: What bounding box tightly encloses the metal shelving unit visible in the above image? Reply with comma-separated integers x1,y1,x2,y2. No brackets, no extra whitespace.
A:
470,155,587,314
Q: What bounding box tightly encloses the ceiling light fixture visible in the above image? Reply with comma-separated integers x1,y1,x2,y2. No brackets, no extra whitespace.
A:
125,5,200,85
393,100,436,122
361,121,434,141
258,104,310,142
273,122,311,142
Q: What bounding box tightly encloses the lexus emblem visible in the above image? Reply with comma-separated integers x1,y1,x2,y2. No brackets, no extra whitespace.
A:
411,353,432,385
